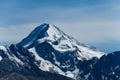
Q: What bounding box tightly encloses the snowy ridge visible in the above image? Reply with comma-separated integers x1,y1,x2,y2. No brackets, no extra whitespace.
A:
16,23,105,79
29,47,64,72
0,46,7,52
0,23,107,80
29,47,78,79
18,23,104,60
0,45,24,65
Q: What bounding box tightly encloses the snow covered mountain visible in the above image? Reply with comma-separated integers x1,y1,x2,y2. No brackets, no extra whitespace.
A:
0,45,73,80
79,51,120,80
17,23,104,79
0,23,106,80
18,23,103,60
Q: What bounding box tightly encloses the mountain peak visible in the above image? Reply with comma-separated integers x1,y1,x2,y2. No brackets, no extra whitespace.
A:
31,23,52,34
36,23,57,30
17,23,63,47
18,23,104,60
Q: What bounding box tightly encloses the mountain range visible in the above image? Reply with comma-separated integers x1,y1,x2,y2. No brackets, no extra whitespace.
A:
0,23,120,80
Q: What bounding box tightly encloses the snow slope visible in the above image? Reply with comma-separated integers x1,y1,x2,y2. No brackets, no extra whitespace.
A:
18,23,104,60
17,23,104,79
0,23,106,80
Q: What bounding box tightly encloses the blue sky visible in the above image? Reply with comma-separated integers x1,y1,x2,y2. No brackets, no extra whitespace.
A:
0,0,120,53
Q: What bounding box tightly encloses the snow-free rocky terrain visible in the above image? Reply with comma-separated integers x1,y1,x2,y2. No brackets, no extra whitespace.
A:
0,23,120,80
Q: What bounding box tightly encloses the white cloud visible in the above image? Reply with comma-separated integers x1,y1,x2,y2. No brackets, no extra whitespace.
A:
0,2,120,45
1,21,120,45
54,21,120,44
0,23,40,44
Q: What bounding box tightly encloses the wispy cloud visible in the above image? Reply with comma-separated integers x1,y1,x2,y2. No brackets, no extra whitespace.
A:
0,23,40,44
1,21,120,44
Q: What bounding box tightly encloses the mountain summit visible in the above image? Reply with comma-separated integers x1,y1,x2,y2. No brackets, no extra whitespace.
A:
18,23,103,60
0,23,108,80
18,23,64,47
17,23,104,79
